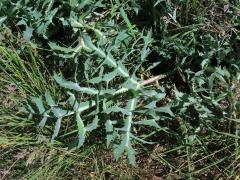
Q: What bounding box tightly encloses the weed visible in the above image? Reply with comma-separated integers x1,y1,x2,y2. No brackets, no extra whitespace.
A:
0,0,240,179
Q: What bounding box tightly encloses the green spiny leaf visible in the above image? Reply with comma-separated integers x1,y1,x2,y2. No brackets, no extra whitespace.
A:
155,105,174,117
131,135,155,144
86,116,99,131
75,112,86,147
105,106,131,115
105,120,116,147
45,91,55,107
38,115,48,128
0,16,7,25
134,119,160,128
23,26,33,41
31,96,45,114
53,73,99,95
52,108,68,118
51,118,62,143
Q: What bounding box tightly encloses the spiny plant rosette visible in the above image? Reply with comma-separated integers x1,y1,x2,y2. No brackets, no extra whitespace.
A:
2,0,240,174
26,28,174,165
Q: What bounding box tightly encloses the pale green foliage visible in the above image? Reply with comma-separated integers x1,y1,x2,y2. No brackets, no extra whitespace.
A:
27,25,170,164
1,0,240,174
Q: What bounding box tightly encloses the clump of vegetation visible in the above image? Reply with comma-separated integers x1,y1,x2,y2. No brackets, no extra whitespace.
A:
0,0,240,179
